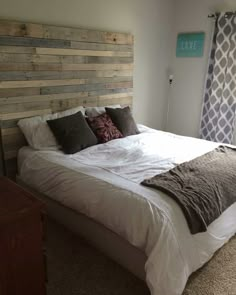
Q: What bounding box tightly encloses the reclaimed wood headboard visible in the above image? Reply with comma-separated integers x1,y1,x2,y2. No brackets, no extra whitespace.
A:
0,19,133,179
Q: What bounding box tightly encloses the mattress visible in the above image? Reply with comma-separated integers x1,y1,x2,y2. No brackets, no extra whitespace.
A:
18,125,236,295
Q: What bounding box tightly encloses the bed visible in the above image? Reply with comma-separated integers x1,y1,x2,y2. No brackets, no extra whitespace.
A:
16,125,236,295
0,19,236,295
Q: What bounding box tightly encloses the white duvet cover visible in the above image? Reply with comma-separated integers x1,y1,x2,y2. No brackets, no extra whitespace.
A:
18,125,236,295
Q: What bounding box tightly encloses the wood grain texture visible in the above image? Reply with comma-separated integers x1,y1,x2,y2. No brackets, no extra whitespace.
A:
0,36,71,48
0,78,89,89
0,63,133,71
0,53,86,64
0,20,133,45
0,70,133,81
0,88,40,98
0,20,44,38
40,81,133,95
35,47,133,57
0,19,134,179
0,46,133,55
0,109,51,120
1,126,21,136
0,37,132,51
44,24,133,45
0,53,132,65
0,88,133,105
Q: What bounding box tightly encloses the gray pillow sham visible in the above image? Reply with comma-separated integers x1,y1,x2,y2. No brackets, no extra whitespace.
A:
105,106,140,137
47,111,97,154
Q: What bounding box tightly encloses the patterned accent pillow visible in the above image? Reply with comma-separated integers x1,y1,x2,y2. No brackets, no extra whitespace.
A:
87,113,123,143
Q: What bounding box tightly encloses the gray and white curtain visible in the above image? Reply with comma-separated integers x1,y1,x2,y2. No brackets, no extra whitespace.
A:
200,13,236,144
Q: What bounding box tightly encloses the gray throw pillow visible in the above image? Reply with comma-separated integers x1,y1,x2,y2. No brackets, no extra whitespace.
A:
47,111,97,154
105,106,140,137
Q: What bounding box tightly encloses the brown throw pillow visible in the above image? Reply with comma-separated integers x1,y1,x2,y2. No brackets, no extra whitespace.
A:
105,106,140,137
87,113,123,143
47,111,97,154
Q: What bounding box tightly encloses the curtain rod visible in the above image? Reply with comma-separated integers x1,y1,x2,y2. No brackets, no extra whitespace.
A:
208,11,236,19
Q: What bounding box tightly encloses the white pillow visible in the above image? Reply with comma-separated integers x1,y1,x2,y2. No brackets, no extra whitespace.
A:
18,106,85,150
85,105,121,118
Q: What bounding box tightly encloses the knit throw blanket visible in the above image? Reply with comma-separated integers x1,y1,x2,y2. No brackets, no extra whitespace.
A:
142,146,236,234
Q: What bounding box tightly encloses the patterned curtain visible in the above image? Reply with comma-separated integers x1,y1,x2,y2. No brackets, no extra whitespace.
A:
200,13,236,144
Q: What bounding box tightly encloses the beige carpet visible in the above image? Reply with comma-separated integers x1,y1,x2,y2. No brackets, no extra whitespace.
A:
46,219,236,295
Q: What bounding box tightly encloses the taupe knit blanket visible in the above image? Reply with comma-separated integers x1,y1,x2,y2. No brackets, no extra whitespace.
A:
141,146,236,234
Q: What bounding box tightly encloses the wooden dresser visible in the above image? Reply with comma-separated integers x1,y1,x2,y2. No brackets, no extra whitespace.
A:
0,177,46,295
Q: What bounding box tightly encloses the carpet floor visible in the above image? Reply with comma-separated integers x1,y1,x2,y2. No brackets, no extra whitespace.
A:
46,219,236,295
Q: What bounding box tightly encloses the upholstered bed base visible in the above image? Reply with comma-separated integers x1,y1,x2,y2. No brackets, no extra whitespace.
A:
17,177,147,281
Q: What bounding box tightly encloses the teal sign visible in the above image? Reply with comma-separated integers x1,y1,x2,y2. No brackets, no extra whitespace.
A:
176,32,205,57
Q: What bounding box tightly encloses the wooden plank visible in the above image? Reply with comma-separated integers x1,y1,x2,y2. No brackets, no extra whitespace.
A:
0,53,33,63
95,70,133,78
0,98,83,117
61,64,133,71
50,96,98,112
1,127,21,136
0,94,133,117
0,53,86,64
0,20,43,38
0,70,133,81
71,41,133,52
88,88,133,98
50,95,131,112
41,84,131,96
0,109,51,120
36,47,133,57
36,56,133,64
0,53,132,65
33,55,86,64
0,101,51,114
0,20,133,45
98,96,133,107
0,36,71,48
0,63,133,71
41,81,133,95
0,76,132,89
2,133,26,146
105,81,133,89
0,89,132,105
1,119,24,129
0,63,60,71
0,94,132,114
0,46,35,54
0,78,88,89
1,95,136,116
0,88,40,98
87,57,133,64
97,92,133,100
0,38,132,51
44,24,133,45
0,92,85,105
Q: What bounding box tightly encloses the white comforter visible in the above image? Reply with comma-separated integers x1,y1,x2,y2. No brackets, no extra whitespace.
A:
18,125,236,295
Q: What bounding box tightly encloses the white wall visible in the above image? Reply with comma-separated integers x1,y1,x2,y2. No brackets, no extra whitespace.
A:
0,0,174,130
167,0,236,143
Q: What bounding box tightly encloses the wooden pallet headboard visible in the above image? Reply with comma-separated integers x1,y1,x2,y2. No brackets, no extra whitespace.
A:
0,19,133,179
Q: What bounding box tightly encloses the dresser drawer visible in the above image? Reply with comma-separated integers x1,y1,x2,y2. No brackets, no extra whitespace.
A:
0,177,46,295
